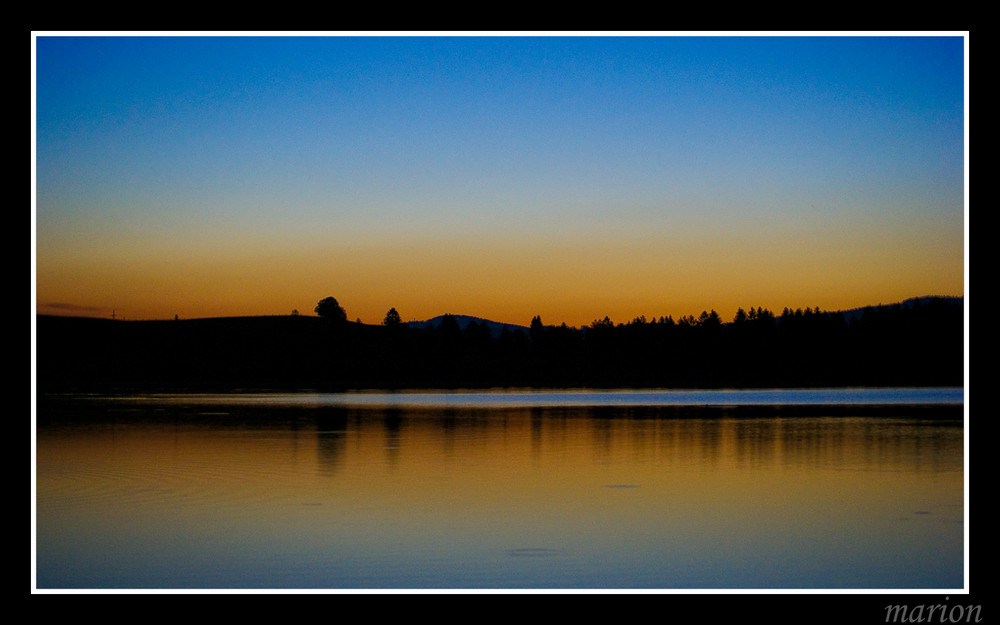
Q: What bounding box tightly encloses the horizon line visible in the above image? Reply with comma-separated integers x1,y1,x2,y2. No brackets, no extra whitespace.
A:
35,293,964,326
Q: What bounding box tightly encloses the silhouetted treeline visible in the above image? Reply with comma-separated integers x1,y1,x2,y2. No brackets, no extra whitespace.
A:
35,297,963,393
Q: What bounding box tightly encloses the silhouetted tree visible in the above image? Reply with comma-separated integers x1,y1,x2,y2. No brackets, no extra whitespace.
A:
677,314,697,327
383,307,402,327
315,297,347,321
529,315,545,342
698,310,722,329
438,314,461,338
591,316,614,330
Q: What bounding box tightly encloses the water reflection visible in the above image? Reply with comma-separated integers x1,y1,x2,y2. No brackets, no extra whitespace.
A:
315,409,348,475
35,395,964,589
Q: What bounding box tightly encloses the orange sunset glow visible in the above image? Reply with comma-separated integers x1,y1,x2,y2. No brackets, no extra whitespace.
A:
33,34,966,327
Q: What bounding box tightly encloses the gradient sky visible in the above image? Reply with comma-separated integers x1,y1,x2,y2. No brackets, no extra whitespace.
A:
33,33,966,327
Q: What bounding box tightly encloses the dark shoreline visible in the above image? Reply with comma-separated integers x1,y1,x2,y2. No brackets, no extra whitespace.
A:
35,296,963,394
35,390,965,424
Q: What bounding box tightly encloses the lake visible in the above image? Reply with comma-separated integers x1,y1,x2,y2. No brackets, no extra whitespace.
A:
33,388,965,590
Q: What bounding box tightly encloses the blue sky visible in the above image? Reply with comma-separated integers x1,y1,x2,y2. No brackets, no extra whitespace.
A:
34,33,966,325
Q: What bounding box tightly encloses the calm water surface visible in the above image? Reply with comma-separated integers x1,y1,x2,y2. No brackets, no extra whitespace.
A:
34,389,965,590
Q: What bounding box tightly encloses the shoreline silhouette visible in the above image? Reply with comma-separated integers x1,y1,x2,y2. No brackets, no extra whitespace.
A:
34,296,963,394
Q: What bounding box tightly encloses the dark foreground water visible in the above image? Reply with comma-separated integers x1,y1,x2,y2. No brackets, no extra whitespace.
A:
33,389,965,590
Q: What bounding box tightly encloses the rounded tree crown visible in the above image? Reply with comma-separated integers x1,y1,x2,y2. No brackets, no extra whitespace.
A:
315,297,347,321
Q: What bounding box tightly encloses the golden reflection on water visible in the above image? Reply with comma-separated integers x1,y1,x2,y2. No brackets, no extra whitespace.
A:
35,403,964,589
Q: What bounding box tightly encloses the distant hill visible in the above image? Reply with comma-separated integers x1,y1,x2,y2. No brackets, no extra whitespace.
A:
407,314,530,339
833,295,963,322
